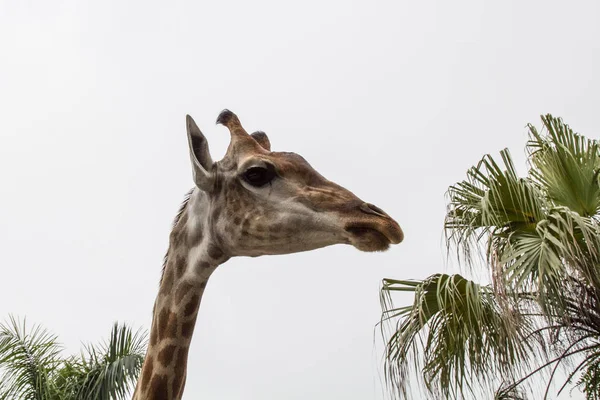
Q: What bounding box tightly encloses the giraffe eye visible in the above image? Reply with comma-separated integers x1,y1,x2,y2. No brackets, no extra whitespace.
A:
243,165,276,187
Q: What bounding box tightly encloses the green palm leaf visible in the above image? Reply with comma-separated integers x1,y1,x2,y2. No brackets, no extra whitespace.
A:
528,114,600,217
71,323,147,400
0,316,63,400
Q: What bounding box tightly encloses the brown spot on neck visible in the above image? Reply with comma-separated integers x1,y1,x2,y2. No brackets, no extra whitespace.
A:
147,374,169,399
196,260,212,272
184,294,200,317
158,344,177,367
207,243,224,260
187,225,204,247
174,254,188,278
157,308,169,340
175,281,194,305
172,350,188,397
181,320,195,338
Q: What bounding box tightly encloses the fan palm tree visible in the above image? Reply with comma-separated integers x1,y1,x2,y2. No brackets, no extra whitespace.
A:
381,115,600,399
0,316,147,400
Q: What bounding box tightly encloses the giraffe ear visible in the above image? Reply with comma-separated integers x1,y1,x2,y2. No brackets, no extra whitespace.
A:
186,115,215,192
250,131,271,151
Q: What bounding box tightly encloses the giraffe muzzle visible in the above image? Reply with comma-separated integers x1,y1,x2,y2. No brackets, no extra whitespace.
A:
343,203,404,251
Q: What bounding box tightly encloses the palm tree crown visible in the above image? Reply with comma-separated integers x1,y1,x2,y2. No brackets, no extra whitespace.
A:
381,115,600,399
0,316,147,400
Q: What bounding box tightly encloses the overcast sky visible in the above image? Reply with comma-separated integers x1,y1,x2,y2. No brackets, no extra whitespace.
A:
1,0,599,399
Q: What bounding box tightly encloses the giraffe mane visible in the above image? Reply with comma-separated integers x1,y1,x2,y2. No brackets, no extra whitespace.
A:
160,188,195,284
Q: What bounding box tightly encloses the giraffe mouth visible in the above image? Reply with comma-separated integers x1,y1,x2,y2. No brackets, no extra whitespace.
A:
345,225,393,252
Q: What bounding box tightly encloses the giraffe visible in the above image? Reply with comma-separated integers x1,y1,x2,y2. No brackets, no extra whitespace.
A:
132,110,404,399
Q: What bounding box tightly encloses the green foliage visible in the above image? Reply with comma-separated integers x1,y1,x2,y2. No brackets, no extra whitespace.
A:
0,316,62,400
0,317,147,400
577,360,600,400
382,115,600,399
381,275,532,399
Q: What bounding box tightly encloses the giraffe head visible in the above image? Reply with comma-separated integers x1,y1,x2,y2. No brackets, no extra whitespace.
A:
185,110,403,258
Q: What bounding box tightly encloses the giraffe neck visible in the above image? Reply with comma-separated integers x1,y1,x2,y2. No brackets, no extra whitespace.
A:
134,190,228,400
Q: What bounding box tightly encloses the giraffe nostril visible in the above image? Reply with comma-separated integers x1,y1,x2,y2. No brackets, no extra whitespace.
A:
359,203,389,218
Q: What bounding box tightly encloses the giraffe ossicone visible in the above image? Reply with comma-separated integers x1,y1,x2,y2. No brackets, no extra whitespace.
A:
133,110,404,399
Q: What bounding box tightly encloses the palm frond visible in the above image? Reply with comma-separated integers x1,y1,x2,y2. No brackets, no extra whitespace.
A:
72,323,147,400
445,149,546,270
0,316,63,400
495,382,527,400
381,274,533,399
576,356,600,400
528,114,600,218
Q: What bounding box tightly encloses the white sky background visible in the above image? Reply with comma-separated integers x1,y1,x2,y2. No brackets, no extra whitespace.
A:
1,0,599,399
